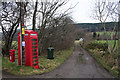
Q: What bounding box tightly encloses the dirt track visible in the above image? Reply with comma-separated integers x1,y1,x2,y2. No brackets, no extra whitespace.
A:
2,44,113,78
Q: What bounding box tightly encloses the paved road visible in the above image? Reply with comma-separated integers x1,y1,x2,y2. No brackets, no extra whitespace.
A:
2,44,113,78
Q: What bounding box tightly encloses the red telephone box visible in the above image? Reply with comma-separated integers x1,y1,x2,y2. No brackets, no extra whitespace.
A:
9,50,16,62
18,30,39,69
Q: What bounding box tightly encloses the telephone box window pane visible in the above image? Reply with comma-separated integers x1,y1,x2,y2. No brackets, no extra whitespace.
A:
31,34,37,36
33,56,37,59
32,43,37,45
32,39,37,41
33,49,37,52
34,60,37,62
32,46,37,48
33,63,37,66
25,34,28,36
33,53,37,56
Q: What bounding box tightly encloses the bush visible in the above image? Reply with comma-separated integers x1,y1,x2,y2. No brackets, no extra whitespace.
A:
11,41,18,50
85,42,108,51
93,32,97,38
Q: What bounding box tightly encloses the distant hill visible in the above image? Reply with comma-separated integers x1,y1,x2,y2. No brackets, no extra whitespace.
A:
74,22,118,32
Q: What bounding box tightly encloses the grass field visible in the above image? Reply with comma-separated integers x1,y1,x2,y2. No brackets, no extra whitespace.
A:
75,40,80,44
94,40,118,48
2,47,74,76
96,31,116,36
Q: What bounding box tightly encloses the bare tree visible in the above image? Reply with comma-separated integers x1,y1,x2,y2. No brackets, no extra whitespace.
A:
93,0,118,54
42,16,75,52
0,2,21,56
106,1,118,53
0,2,28,56
34,0,74,53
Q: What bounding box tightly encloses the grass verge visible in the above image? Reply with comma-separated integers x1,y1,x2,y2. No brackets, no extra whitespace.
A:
2,47,74,76
0,56,2,71
84,41,119,77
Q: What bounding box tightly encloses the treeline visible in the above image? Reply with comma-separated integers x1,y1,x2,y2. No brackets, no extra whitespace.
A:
74,22,118,32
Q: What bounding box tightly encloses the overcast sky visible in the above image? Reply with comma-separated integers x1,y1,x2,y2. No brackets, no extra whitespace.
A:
67,0,118,23
67,0,97,23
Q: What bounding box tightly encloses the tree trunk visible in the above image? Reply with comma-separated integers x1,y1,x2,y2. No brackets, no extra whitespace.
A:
102,22,112,54
2,39,12,56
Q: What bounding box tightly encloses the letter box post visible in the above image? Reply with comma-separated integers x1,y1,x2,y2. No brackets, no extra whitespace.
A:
9,50,16,62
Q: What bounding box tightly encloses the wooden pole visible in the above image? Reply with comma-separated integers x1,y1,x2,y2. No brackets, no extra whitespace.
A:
20,0,25,66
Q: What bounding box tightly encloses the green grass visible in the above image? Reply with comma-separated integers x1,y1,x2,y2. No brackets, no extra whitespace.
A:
96,31,116,36
74,40,80,44
2,47,74,76
94,40,118,49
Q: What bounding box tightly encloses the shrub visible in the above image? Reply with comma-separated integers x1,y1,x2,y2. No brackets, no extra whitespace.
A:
93,32,97,38
85,42,108,51
11,41,18,50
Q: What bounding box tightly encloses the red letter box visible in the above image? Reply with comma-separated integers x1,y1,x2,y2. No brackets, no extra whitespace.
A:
9,50,16,62
18,30,39,69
